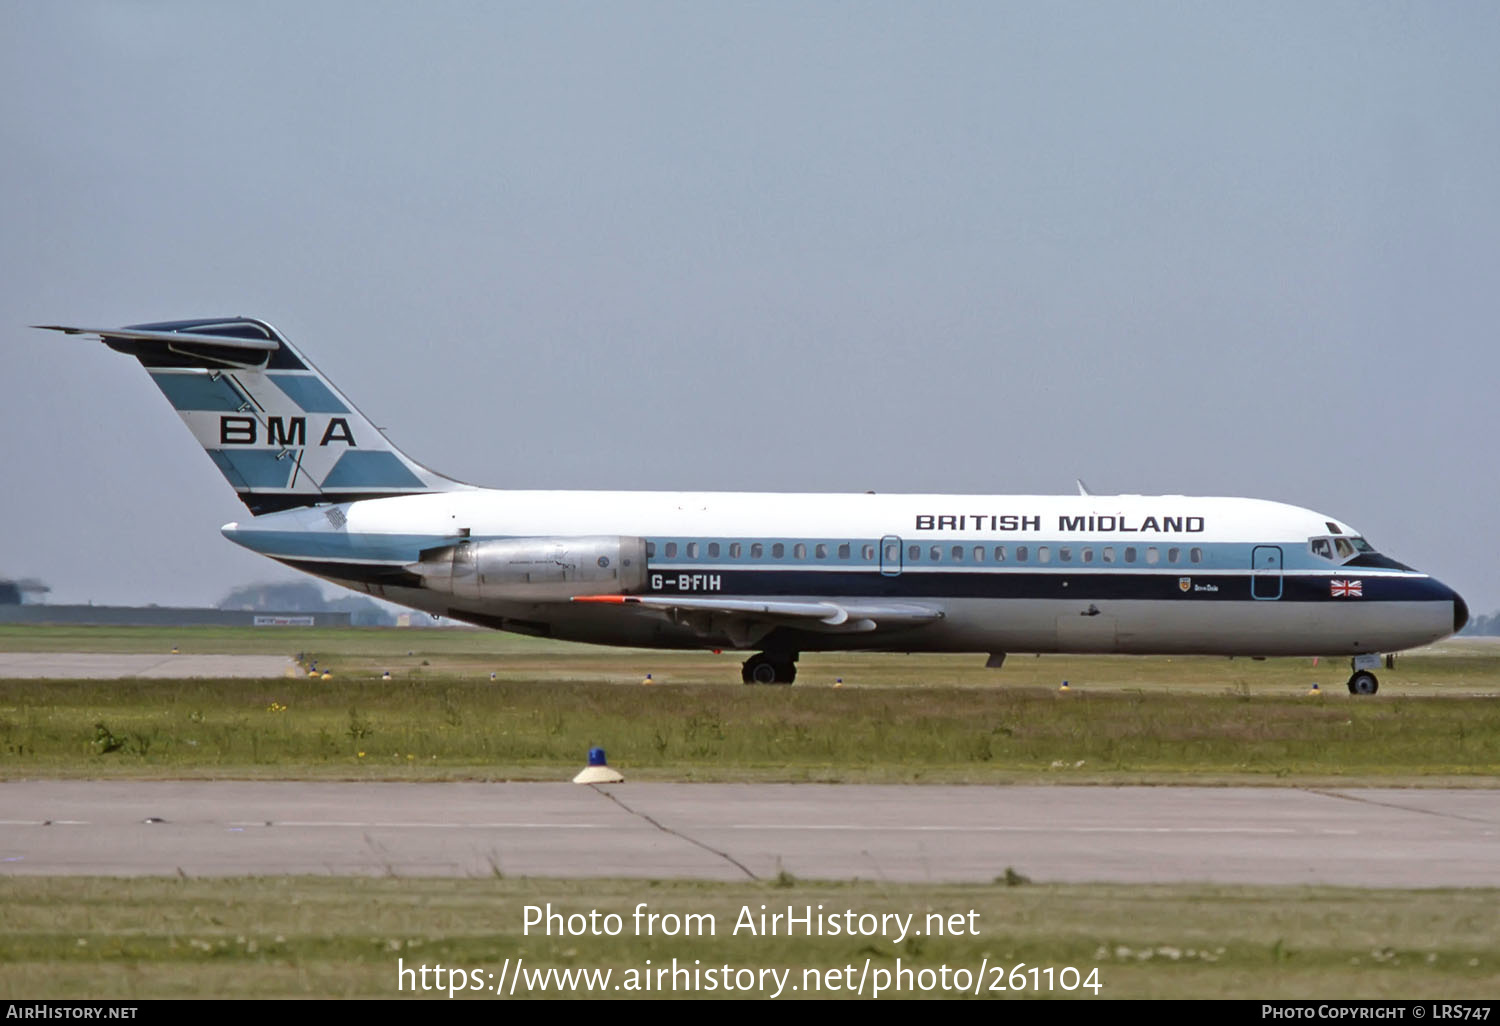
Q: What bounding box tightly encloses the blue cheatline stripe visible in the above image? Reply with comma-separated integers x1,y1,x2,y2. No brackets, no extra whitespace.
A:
320,450,425,489
644,538,1343,572
634,568,1447,603
207,449,294,489
646,538,1412,574
267,373,349,413
149,372,245,411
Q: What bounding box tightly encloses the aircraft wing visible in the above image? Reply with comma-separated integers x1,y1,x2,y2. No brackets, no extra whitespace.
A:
573,594,943,644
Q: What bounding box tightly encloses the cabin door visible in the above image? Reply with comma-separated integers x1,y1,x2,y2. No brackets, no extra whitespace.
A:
1251,545,1283,600
880,535,903,576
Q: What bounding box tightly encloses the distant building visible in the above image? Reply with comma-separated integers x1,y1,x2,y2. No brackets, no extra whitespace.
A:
0,605,351,627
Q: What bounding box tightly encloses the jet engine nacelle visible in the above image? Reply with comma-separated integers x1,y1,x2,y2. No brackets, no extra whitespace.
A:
407,535,648,602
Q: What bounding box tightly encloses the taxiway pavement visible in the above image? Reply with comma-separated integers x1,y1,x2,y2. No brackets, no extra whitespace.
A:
1,782,1494,886
0,652,296,679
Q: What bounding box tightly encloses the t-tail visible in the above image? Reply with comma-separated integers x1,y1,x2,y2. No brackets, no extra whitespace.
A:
35,318,467,514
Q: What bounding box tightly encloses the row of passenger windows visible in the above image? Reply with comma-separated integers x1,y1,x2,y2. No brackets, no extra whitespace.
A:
650,541,865,560
646,540,1205,566
901,544,1203,565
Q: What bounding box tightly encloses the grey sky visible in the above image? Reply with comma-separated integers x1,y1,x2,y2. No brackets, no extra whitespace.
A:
4,2,1498,612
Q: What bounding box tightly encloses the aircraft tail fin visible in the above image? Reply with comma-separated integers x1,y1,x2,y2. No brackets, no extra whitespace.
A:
36,317,467,514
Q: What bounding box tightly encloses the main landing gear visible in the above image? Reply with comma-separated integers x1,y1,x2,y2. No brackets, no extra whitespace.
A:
742,652,797,685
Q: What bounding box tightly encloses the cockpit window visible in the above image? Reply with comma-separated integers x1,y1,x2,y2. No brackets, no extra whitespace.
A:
1309,535,1376,565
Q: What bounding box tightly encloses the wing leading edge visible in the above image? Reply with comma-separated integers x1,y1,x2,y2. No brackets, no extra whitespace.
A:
573,593,944,635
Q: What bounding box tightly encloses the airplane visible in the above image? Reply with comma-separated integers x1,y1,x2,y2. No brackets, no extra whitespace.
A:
37,317,1469,694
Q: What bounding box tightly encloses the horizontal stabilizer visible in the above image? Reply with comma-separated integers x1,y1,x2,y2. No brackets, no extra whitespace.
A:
34,325,280,352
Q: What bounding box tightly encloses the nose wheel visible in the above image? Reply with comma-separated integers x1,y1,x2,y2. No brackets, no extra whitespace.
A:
742,652,797,685
1347,670,1379,695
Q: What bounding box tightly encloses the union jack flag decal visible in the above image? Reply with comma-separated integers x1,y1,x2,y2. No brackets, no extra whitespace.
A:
1330,579,1363,598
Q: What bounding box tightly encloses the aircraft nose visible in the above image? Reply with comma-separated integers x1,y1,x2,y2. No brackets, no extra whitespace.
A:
1453,590,1470,634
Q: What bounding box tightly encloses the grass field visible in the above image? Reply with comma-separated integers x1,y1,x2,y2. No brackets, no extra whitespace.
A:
3,876,1497,999
3,626,1499,783
5,674,1500,783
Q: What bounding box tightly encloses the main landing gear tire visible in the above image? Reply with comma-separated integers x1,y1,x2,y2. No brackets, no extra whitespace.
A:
742,653,797,685
1347,671,1379,696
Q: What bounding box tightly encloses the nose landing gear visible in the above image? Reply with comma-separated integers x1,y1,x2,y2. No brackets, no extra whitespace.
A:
1347,654,1382,695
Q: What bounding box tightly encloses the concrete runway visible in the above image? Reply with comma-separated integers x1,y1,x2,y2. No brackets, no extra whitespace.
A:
1,782,1496,886
0,652,296,679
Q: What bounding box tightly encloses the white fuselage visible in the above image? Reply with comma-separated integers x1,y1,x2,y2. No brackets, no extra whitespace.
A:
223,489,1465,658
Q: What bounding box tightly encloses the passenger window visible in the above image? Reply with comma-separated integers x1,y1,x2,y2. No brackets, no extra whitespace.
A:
1190,547,1202,564
1037,546,1051,563
815,543,828,559
794,543,807,559
838,543,850,559
930,546,942,562
686,542,699,558
708,542,720,558
995,546,1007,562
751,543,763,559
1145,547,1159,565
863,544,876,561
1059,546,1072,562
951,545,964,561
1102,547,1115,563
646,541,657,557
908,544,921,561
1082,547,1093,563
665,542,678,558
972,546,985,562
730,542,742,558
1124,547,1136,563
1015,546,1027,562
772,543,785,558
1167,547,1180,563
883,543,897,562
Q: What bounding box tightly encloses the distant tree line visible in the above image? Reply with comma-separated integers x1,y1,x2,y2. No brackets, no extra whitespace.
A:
0,578,51,605
1461,611,1500,636
218,581,396,626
